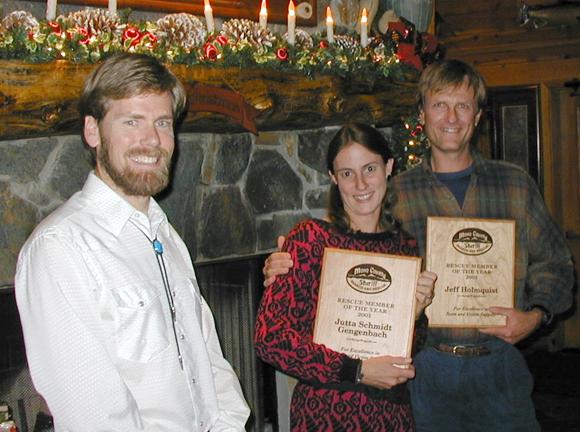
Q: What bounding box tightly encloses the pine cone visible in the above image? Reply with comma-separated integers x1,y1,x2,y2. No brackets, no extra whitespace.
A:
155,13,206,50
221,18,276,47
1,11,39,33
334,34,360,51
65,9,120,35
294,28,313,49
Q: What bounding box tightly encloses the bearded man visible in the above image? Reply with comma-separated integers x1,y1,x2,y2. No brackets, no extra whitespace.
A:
15,53,250,432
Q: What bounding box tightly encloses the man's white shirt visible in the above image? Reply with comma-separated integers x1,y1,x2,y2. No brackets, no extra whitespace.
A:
16,172,250,431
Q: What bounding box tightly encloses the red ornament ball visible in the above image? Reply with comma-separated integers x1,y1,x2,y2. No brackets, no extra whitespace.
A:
122,27,141,46
204,42,218,60
48,21,62,36
276,48,289,61
145,31,157,44
76,27,91,45
216,35,228,46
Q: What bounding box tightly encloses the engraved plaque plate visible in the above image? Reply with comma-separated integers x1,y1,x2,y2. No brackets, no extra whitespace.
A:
426,217,516,327
313,248,421,359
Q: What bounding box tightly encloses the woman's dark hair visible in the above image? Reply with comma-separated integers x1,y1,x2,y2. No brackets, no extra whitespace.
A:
326,123,399,233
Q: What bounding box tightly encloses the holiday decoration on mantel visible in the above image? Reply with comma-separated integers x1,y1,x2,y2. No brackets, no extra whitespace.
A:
0,8,440,81
0,8,435,164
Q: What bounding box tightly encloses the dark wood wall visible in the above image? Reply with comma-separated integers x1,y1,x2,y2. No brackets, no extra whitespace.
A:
436,0,580,85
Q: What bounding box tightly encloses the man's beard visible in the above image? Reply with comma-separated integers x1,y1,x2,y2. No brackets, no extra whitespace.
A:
98,137,172,197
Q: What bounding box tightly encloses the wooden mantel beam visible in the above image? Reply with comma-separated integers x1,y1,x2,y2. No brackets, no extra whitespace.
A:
0,60,418,140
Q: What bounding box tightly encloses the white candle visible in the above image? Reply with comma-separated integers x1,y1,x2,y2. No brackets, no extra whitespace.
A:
108,0,117,16
259,0,268,30
287,0,296,46
326,6,334,44
361,7,368,48
204,0,215,33
46,0,57,21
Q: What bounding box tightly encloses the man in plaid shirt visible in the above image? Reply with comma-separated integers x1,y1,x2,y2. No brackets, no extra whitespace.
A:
388,59,573,431
263,59,574,431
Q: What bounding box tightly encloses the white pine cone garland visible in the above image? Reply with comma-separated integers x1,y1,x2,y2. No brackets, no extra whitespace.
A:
1,11,39,33
221,18,276,47
65,9,120,35
155,13,206,50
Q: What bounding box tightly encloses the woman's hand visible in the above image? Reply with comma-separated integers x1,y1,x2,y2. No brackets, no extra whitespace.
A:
415,270,437,319
359,356,415,389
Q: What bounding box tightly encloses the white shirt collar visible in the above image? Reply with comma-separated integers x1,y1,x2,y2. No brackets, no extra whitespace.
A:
82,171,169,240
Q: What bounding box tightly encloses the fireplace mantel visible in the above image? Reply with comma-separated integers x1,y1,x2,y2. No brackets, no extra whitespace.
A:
0,60,418,140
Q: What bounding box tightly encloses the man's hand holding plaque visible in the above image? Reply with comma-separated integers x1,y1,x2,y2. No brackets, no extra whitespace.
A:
426,217,516,327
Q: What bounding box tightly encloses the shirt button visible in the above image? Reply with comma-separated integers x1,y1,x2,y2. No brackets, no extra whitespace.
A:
200,421,204,427
192,378,197,384
138,300,145,307
180,334,185,340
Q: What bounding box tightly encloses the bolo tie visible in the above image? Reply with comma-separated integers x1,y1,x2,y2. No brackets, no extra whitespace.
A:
130,220,184,370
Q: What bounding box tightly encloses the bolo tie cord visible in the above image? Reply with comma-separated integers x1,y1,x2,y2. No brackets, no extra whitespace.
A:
131,221,184,370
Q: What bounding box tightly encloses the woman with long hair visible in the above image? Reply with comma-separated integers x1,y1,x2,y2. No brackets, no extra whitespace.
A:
254,123,436,431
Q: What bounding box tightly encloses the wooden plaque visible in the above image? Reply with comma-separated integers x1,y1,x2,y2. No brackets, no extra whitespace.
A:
426,217,516,327
313,248,421,359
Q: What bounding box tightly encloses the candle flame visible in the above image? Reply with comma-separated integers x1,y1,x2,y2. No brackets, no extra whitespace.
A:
326,6,333,24
260,0,267,15
288,0,295,16
361,7,368,23
204,0,212,12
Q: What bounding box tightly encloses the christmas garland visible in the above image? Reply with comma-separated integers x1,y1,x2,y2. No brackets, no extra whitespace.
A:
0,9,440,81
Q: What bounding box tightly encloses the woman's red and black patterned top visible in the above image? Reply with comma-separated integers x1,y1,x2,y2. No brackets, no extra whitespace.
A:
254,219,426,431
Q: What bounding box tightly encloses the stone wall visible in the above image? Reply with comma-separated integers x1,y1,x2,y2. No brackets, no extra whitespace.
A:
0,126,397,287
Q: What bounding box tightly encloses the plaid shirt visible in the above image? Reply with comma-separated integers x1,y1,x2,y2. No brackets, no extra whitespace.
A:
390,150,574,344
